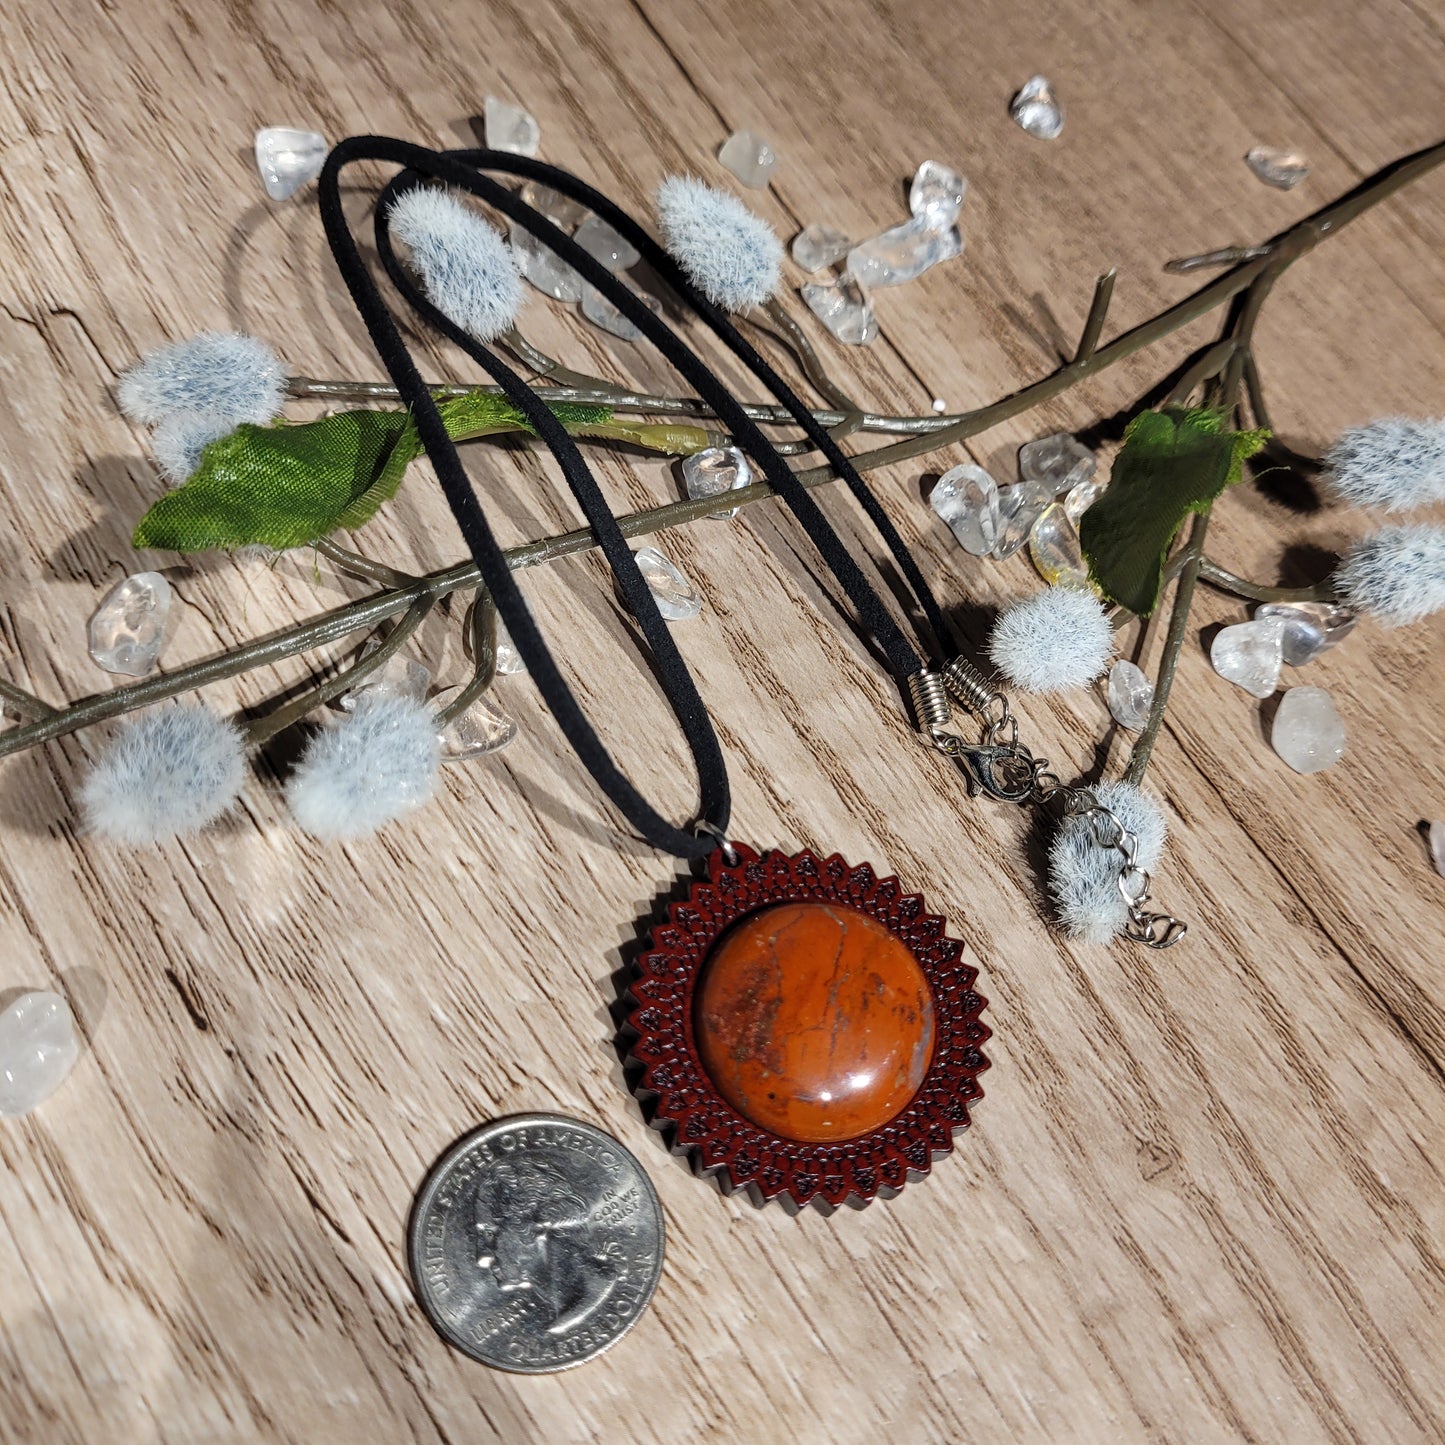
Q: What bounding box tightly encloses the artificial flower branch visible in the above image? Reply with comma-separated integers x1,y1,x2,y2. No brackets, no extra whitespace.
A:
2,139,1441,767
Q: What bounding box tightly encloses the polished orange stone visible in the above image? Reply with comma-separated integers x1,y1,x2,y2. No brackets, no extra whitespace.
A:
692,901,935,1143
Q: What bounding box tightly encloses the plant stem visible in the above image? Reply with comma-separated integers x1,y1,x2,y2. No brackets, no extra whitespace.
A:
240,594,435,747
433,590,499,727
0,677,56,721
1197,560,1338,603
6,138,1441,759
1073,270,1117,363
313,536,418,589
1124,510,1211,786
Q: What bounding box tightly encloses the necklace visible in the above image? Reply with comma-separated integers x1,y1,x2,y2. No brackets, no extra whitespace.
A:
318,138,1182,1211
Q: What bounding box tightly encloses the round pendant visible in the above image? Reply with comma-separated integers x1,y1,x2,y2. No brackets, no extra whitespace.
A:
626,845,990,1212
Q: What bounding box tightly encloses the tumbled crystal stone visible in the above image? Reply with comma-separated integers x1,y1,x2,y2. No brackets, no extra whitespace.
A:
518,180,586,230
1254,600,1357,667
909,160,967,231
1272,686,1345,774
1064,476,1104,524
511,220,583,302
0,991,79,1117
573,215,639,272
992,481,1052,559
484,96,540,157
1011,76,1064,140
1245,146,1309,191
254,127,327,201
718,129,778,189
633,546,701,621
581,283,657,340
682,446,753,520
1430,820,1445,878
930,464,1000,556
1019,433,1095,495
1028,503,1090,589
340,643,431,711
433,686,518,761
846,217,962,288
792,223,852,273
88,572,172,677
1210,617,1285,698
801,276,877,345
1107,660,1154,731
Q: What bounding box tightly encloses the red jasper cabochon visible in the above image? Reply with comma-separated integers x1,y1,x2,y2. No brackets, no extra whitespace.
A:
693,902,936,1143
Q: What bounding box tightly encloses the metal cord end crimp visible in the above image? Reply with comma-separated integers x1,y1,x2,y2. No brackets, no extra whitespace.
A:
907,669,953,736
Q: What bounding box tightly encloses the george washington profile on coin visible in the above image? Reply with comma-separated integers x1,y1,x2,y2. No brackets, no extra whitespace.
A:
472,1156,622,1334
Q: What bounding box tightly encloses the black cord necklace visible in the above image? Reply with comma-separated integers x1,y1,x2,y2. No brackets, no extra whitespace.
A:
317,139,1170,1210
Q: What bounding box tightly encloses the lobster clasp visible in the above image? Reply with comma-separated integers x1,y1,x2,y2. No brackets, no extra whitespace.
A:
946,740,1039,803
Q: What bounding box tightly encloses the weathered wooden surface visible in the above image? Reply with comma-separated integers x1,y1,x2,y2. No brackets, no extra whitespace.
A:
1,1,1443,1440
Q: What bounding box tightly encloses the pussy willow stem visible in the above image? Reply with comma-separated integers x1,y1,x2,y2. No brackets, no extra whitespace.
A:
1197,560,1339,603
313,536,418,589
0,677,56,721
1124,509,1211,786
3,138,1440,757
433,589,499,728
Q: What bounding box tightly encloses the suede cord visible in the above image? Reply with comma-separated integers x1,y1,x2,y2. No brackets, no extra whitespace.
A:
318,137,952,862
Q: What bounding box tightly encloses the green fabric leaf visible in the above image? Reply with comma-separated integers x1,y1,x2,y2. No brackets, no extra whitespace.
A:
132,393,620,553
1081,408,1268,615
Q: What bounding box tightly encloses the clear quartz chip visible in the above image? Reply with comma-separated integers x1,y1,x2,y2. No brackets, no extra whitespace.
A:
510,219,583,302
0,991,79,1117
581,282,658,340
1254,600,1357,666
1210,617,1286,698
254,127,327,200
518,181,587,230
632,546,701,621
1430,820,1445,878
1107,660,1154,731
88,572,171,677
1064,476,1104,523
792,223,852,273
339,643,431,711
1028,502,1090,589
1271,685,1345,773
484,96,540,157
433,686,518,761
801,275,878,345
1019,433,1096,494
846,216,962,288
992,481,1052,559
682,446,754,520
573,215,639,272
1245,147,1309,190
718,129,778,188
909,160,967,231
930,464,1000,556
1010,76,1064,140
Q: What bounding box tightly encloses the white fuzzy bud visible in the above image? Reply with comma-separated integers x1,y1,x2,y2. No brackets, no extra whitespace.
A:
389,187,523,343
1325,418,1445,512
286,692,439,841
988,586,1114,694
1333,522,1445,627
655,176,782,312
117,332,286,427
1048,781,1167,944
81,704,246,843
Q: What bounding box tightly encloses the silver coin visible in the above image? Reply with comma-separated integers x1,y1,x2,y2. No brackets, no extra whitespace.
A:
408,1114,665,1373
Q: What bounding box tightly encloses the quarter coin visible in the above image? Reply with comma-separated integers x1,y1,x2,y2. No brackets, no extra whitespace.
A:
408,1114,665,1372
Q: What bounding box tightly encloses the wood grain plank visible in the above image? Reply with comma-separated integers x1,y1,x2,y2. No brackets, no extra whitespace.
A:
1,1,1443,1442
